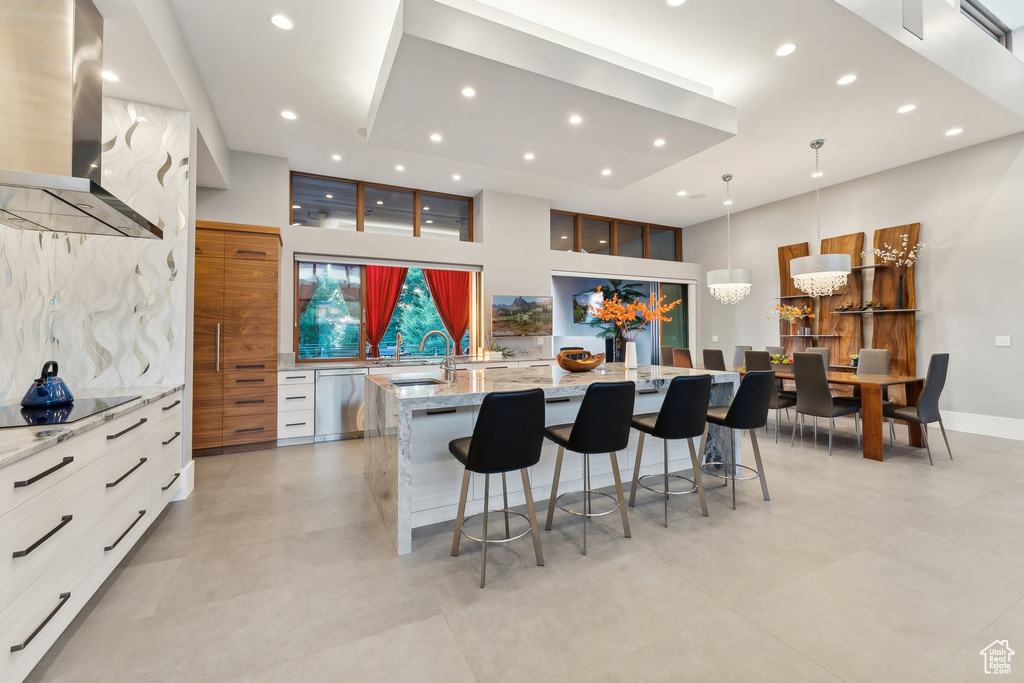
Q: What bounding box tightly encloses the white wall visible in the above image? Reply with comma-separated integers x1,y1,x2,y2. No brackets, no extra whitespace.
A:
196,155,703,361
684,132,1024,437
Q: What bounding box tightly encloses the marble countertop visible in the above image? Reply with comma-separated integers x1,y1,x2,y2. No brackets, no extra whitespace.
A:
278,356,554,371
0,385,184,470
366,363,737,411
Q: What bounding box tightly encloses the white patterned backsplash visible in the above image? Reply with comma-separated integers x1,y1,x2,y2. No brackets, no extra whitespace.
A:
0,99,190,401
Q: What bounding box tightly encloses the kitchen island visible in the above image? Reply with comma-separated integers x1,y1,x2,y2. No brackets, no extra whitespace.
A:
364,364,739,555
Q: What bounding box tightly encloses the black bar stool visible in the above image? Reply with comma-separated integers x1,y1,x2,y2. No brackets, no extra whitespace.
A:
449,388,546,588
543,381,635,555
628,375,712,526
701,371,774,510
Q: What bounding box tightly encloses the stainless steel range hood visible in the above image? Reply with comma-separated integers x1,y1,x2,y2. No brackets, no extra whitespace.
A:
0,0,162,239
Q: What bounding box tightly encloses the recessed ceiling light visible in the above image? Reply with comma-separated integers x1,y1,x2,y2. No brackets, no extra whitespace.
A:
376,201,383,205
462,87,475,98
101,71,119,82
270,14,294,30
331,154,341,161
423,206,430,211
325,194,333,199
291,222,301,226
653,138,666,147
676,190,687,197
560,235,568,239
281,110,297,120
430,133,442,142
837,74,857,85
524,152,535,160
775,43,797,57
599,240,608,244
723,199,733,206
601,169,612,176
897,104,916,114
811,171,823,178
292,204,300,209
945,127,963,136
396,165,405,171
426,220,434,224
452,174,461,180
569,114,582,125
667,0,686,5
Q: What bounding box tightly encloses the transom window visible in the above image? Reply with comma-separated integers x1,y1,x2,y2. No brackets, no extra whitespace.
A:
549,210,682,261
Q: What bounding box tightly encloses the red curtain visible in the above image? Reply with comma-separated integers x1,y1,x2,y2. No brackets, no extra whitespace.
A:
422,269,471,355
365,265,408,357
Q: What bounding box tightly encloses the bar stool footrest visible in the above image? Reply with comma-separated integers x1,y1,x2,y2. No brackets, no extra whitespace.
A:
555,489,619,518
460,509,533,544
701,462,761,481
637,473,697,496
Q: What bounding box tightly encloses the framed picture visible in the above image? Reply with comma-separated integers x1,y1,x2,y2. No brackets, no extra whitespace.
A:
491,295,553,336
572,291,602,324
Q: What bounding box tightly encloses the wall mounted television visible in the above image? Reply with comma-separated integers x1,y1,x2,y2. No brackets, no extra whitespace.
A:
491,295,553,336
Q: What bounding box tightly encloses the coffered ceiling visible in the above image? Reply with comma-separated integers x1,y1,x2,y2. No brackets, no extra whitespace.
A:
99,0,1024,228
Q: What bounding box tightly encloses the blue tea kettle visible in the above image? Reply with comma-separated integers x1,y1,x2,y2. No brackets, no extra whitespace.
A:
21,361,75,407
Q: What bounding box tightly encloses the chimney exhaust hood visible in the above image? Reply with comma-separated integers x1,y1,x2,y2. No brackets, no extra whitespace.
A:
0,0,162,240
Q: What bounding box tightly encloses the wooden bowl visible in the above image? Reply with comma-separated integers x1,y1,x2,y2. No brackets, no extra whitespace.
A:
555,350,606,372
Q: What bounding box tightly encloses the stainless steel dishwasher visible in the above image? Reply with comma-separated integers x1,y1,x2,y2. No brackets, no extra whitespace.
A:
315,368,368,441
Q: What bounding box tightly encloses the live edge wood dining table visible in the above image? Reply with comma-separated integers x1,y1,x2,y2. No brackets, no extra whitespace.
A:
767,368,926,462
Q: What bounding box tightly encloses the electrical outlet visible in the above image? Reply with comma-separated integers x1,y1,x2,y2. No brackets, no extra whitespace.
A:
536,337,543,346
712,335,719,342
996,336,1011,347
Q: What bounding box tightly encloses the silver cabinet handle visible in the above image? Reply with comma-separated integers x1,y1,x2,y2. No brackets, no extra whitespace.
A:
216,323,221,372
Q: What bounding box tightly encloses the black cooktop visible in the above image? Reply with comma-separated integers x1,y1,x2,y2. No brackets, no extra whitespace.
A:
0,395,141,429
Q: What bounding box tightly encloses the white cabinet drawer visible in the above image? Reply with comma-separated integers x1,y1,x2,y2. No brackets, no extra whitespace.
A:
277,386,314,412
86,401,158,458
154,394,183,418
0,440,86,519
277,413,314,439
278,370,314,385
152,413,183,512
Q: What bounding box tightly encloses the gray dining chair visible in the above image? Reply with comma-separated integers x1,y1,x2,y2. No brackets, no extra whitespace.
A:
732,345,752,370
791,352,861,456
660,345,675,366
673,348,694,368
746,350,795,443
806,346,830,369
883,353,952,465
703,348,726,371
765,346,784,357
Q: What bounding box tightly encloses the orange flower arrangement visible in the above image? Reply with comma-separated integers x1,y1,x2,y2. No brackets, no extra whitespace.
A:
590,286,681,341
769,303,814,322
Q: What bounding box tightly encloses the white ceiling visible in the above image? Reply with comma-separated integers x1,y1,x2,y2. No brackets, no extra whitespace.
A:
98,0,1024,229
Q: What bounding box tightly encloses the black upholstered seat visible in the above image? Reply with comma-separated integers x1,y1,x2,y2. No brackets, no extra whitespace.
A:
790,352,861,456
745,350,796,443
883,353,952,465
448,388,546,587
702,370,774,510
628,374,713,525
543,381,635,555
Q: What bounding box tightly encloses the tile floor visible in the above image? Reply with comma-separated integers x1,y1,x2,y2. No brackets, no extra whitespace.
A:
26,420,1024,682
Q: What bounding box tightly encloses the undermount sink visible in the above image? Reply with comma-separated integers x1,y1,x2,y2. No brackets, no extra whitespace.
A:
391,378,445,387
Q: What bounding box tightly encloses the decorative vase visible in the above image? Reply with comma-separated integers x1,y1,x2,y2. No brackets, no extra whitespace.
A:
789,321,798,336
895,270,905,310
624,341,638,369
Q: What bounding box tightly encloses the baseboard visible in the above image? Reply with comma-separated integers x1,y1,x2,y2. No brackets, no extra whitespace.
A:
171,460,195,501
941,411,1024,442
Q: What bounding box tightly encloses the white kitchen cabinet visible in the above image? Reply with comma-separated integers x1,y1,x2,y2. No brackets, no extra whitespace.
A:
277,370,315,444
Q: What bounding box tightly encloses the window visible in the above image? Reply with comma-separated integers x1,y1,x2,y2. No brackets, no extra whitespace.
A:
549,211,682,261
295,259,476,361
961,0,1014,50
289,172,473,241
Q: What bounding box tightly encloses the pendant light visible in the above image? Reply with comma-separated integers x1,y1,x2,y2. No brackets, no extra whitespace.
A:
707,173,752,304
789,139,850,296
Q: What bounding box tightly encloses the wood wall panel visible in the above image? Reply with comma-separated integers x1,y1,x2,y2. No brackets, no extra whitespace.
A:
778,242,809,297
819,233,864,369
777,243,814,357
870,223,919,382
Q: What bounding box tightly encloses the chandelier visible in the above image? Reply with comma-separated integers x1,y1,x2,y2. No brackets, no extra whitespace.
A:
707,173,752,304
790,139,850,297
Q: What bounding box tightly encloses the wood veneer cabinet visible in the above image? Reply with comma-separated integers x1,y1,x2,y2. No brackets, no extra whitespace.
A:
193,222,282,453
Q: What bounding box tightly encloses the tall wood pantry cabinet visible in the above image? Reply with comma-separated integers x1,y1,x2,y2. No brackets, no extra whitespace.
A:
193,222,282,453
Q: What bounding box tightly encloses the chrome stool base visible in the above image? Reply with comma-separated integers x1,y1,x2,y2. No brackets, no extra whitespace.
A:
637,473,697,496
554,489,619,518
544,446,631,555
701,462,761,482
459,509,534,544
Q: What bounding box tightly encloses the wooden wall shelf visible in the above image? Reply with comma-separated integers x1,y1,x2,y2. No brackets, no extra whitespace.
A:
833,309,918,314
851,264,888,271
781,334,840,338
